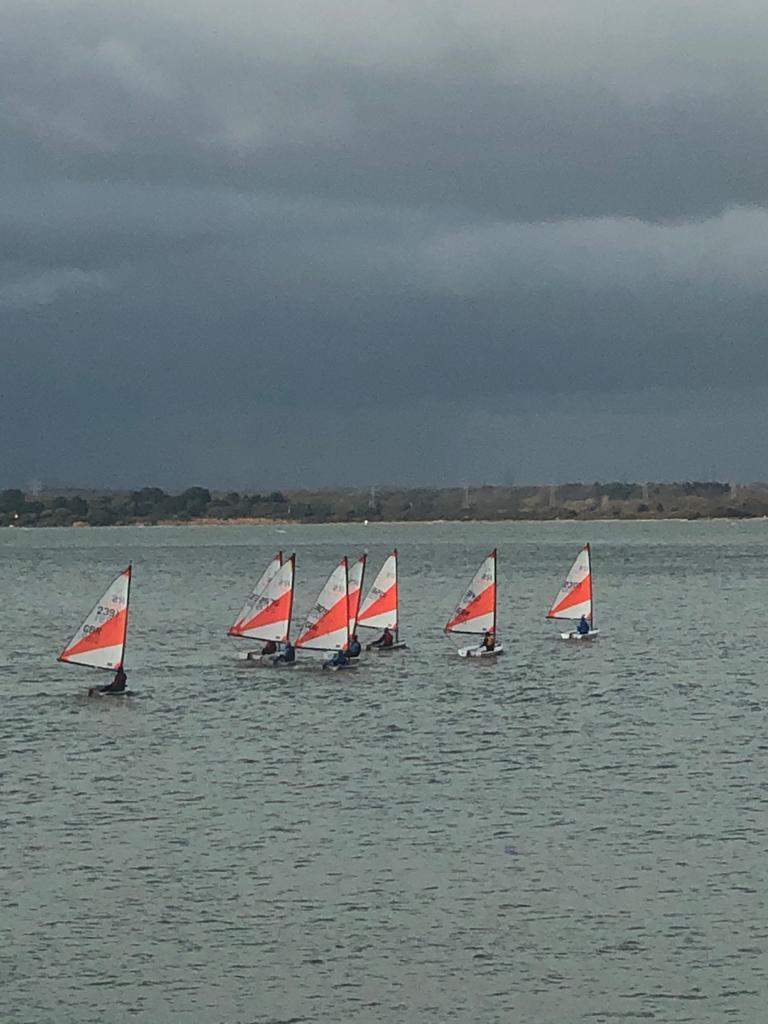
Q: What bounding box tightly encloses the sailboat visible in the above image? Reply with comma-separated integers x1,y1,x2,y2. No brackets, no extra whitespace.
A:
546,543,598,640
357,548,407,651
295,557,356,669
347,553,367,639
445,549,504,657
228,552,296,662
58,565,133,694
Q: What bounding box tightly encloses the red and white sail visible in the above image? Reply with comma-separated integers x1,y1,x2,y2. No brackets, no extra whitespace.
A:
547,544,593,622
228,551,282,635
347,553,366,635
445,550,496,635
228,554,295,642
58,566,131,671
358,549,399,632
296,558,350,651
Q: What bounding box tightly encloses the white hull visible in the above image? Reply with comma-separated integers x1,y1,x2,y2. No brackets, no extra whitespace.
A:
458,642,505,658
322,661,359,671
560,629,599,641
88,688,134,697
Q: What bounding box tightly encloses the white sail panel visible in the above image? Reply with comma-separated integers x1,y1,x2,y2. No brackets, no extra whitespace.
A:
347,554,366,635
58,566,131,671
296,559,349,650
445,551,496,635
229,552,282,634
229,556,295,642
357,550,398,631
547,544,592,621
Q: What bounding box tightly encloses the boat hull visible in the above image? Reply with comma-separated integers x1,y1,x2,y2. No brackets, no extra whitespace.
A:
367,641,408,652
560,629,599,641
458,643,505,658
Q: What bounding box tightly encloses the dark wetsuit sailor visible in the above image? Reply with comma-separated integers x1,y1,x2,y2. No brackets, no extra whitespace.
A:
272,641,296,665
97,667,127,694
481,630,495,652
348,634,362,658
370,626,394,649
577,615,590,636
326,648,350,668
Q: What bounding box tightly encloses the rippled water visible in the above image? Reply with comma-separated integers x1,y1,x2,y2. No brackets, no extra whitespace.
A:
2,521,767,1023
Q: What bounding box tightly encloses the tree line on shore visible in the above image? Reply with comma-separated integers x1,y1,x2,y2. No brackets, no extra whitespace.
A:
3,481,768,527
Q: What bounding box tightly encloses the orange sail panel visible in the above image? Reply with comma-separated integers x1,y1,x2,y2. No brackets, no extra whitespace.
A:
445,551,496,634
357,550,399,631
547,544,593,621
228,555,295,642
296,558,350,651
58,566,131,671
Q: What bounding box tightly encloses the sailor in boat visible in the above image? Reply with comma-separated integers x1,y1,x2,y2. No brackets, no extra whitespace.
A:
481,630,496,652
577,615,590,636
325,648,350,668
348,634,362,659
90,667,127,695
246,639,278,661
272,641,296,665
369,626,394,650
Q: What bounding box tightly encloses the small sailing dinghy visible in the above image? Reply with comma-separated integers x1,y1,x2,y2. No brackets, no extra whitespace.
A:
228,552,296,663
358,549,407,651
296,557,357,670
58,565,133,695
546,543,598,640
445,549,504,657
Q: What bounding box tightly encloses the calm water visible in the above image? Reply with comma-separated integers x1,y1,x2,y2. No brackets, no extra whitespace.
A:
2,521,767,1023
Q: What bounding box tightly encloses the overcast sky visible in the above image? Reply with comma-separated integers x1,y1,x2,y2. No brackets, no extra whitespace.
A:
3,0,768,489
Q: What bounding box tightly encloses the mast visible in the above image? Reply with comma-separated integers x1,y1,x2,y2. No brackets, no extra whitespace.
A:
286,554,296,642
586,543,594,629
344,556,350,650
122,563,132,670
492,549,497,635
394,547,399,643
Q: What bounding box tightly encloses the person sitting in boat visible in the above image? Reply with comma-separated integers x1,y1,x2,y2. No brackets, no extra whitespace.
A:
326,648,350,668
99,667,127,693
348,634,362,658
577,615,590,635
369,626,394,649
261,640,278,656
481,630,495,652
272,641,296,665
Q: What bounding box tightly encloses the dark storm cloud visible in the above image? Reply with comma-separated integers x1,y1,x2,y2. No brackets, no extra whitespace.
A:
2,1,768,486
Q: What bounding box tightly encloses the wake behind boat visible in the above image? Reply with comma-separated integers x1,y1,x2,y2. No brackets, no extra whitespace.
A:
58,565,134,695
546,543,598,640
445,549,504,657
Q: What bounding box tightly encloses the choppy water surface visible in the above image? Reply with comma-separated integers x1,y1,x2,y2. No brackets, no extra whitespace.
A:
2,521,768,1023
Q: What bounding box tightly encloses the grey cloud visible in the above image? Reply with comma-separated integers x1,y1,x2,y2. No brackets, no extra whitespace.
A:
3,1,768,487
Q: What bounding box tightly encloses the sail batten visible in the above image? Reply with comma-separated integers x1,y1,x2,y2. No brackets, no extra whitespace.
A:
546,544,593,622
296,558,350,651
357,549,399,632
58,566,131,671
229,554,295,642
445,550,497,635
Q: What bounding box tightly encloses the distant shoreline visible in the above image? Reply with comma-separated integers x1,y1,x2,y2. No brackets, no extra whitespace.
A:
4,482,768,527
11,514,768,529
